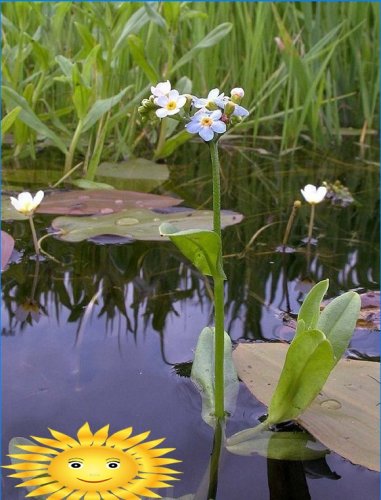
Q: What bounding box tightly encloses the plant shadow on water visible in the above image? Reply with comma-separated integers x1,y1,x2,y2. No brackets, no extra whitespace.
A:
2,142,379,499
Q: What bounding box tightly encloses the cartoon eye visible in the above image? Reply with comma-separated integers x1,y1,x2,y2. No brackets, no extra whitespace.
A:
107,462,120,469
69,462,83,469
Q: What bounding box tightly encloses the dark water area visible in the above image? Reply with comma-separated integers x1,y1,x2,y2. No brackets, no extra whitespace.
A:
2,141,379,499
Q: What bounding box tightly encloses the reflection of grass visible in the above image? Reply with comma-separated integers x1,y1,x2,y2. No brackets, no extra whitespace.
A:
2,144,378,344
2,2,379,166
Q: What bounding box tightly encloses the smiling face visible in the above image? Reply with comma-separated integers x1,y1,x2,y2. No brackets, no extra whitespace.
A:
48,445,138,492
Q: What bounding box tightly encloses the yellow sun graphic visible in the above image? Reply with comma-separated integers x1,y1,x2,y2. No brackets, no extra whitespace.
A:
4,422,181,499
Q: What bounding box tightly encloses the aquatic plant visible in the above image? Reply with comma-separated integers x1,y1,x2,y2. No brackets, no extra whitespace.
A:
10,190,44,256
141,81,249,422
300,184,327,243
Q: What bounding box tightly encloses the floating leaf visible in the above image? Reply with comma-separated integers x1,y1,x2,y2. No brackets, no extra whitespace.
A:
96,158,169,191
317,291,361,363
51,208,243,242
233,343,380,471
267,329,335,424
227,429,328,461
1,231,15,271
2,190,182,219
159,223,225,279
191,327,239,427
70,179,115,190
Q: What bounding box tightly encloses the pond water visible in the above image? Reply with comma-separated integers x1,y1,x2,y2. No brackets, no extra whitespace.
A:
2,141,379,499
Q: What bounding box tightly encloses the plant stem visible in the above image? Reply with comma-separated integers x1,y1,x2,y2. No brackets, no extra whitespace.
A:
28,215,40,257
64,119,84,174
207,418,223,499
307,203,316,243
209,140,225,420
282,201,300,247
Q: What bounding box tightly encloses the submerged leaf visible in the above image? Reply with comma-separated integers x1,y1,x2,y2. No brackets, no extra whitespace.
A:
159,224,225,279
233,343,380,471
51,208,242,243
227,429,328,461
191,327,239,427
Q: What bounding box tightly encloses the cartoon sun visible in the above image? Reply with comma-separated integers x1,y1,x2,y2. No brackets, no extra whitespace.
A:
4,422,181,499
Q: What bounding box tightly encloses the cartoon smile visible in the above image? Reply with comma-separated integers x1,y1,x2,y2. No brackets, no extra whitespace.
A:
77,477,112,483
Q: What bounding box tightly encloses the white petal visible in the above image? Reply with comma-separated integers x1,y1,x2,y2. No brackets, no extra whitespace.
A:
166,108,180,115
199,127,214,141
193,98,207,109
156,108,168,118
231,87,244,98
208,88,220,100
234,105,249,117
155,96,169,107
211,121,226,134
315,186,327,203
176,95,187,108
33,190,44,206
186,121,202,134
18,192,34,205
10,196,22,211
168,89,179,100
210,110,222,120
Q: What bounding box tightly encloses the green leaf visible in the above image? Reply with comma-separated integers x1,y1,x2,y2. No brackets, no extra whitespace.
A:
1,106,21,135
317,291,361,363
81,87,130,132
144,3,167,30
114,6,150,54
72,84,92,120
159,223,225,279
268,329,335,424
127,34,159,83
191,327,239,427
227,429,328,461
1,86,68,154
297,279,329,330
171,23,232,73
155,129,193,160
55,54,74,80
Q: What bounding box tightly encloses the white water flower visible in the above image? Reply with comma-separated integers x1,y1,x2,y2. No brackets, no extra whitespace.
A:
151,80,171,97
10,190,44,215
301,184,327,204
154,90,187,118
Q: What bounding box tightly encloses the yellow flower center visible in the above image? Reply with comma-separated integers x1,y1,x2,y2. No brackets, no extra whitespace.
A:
166,100,177,110
201,117,213,127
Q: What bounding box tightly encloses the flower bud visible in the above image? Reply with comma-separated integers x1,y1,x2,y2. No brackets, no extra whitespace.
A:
205,101,219,111
183,94,193,113
293,200,302,209
224,101,236,117
230,87,244,104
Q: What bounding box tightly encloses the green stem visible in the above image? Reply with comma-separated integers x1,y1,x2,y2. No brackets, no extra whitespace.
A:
28,215,40,257
282,201,300,247
209,140,225,420
154,118,167,160
64,119,84,174
207,418,223,499
307,203,316,243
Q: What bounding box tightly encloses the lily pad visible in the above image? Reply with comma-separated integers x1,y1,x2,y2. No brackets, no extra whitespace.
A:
1,230,15,271
233,343,380,471
2,190,183,220
51,208,243,243
95,158,169,191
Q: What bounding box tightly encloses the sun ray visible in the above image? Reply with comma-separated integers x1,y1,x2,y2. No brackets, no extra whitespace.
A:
49,428,80,448
77,422,95,446
8,453,54,462
5,423,180,499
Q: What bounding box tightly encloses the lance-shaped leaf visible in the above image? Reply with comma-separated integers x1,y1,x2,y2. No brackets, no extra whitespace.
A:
317,291,361,363
191,327,239,427
297,279,329,331
159,223,225,279
267,329,335,424
227,429,328,461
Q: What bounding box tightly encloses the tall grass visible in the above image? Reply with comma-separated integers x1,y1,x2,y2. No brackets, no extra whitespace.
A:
1,2,379,168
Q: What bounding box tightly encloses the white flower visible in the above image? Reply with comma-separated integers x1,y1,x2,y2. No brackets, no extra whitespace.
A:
10,190,44,215
193,88,226,110
231,87,245,99
185,109,226,141
151,80,171,97
300,184,327,204
154,90,187,118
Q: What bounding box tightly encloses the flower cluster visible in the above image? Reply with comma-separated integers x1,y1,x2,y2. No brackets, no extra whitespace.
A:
139,81,249,142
